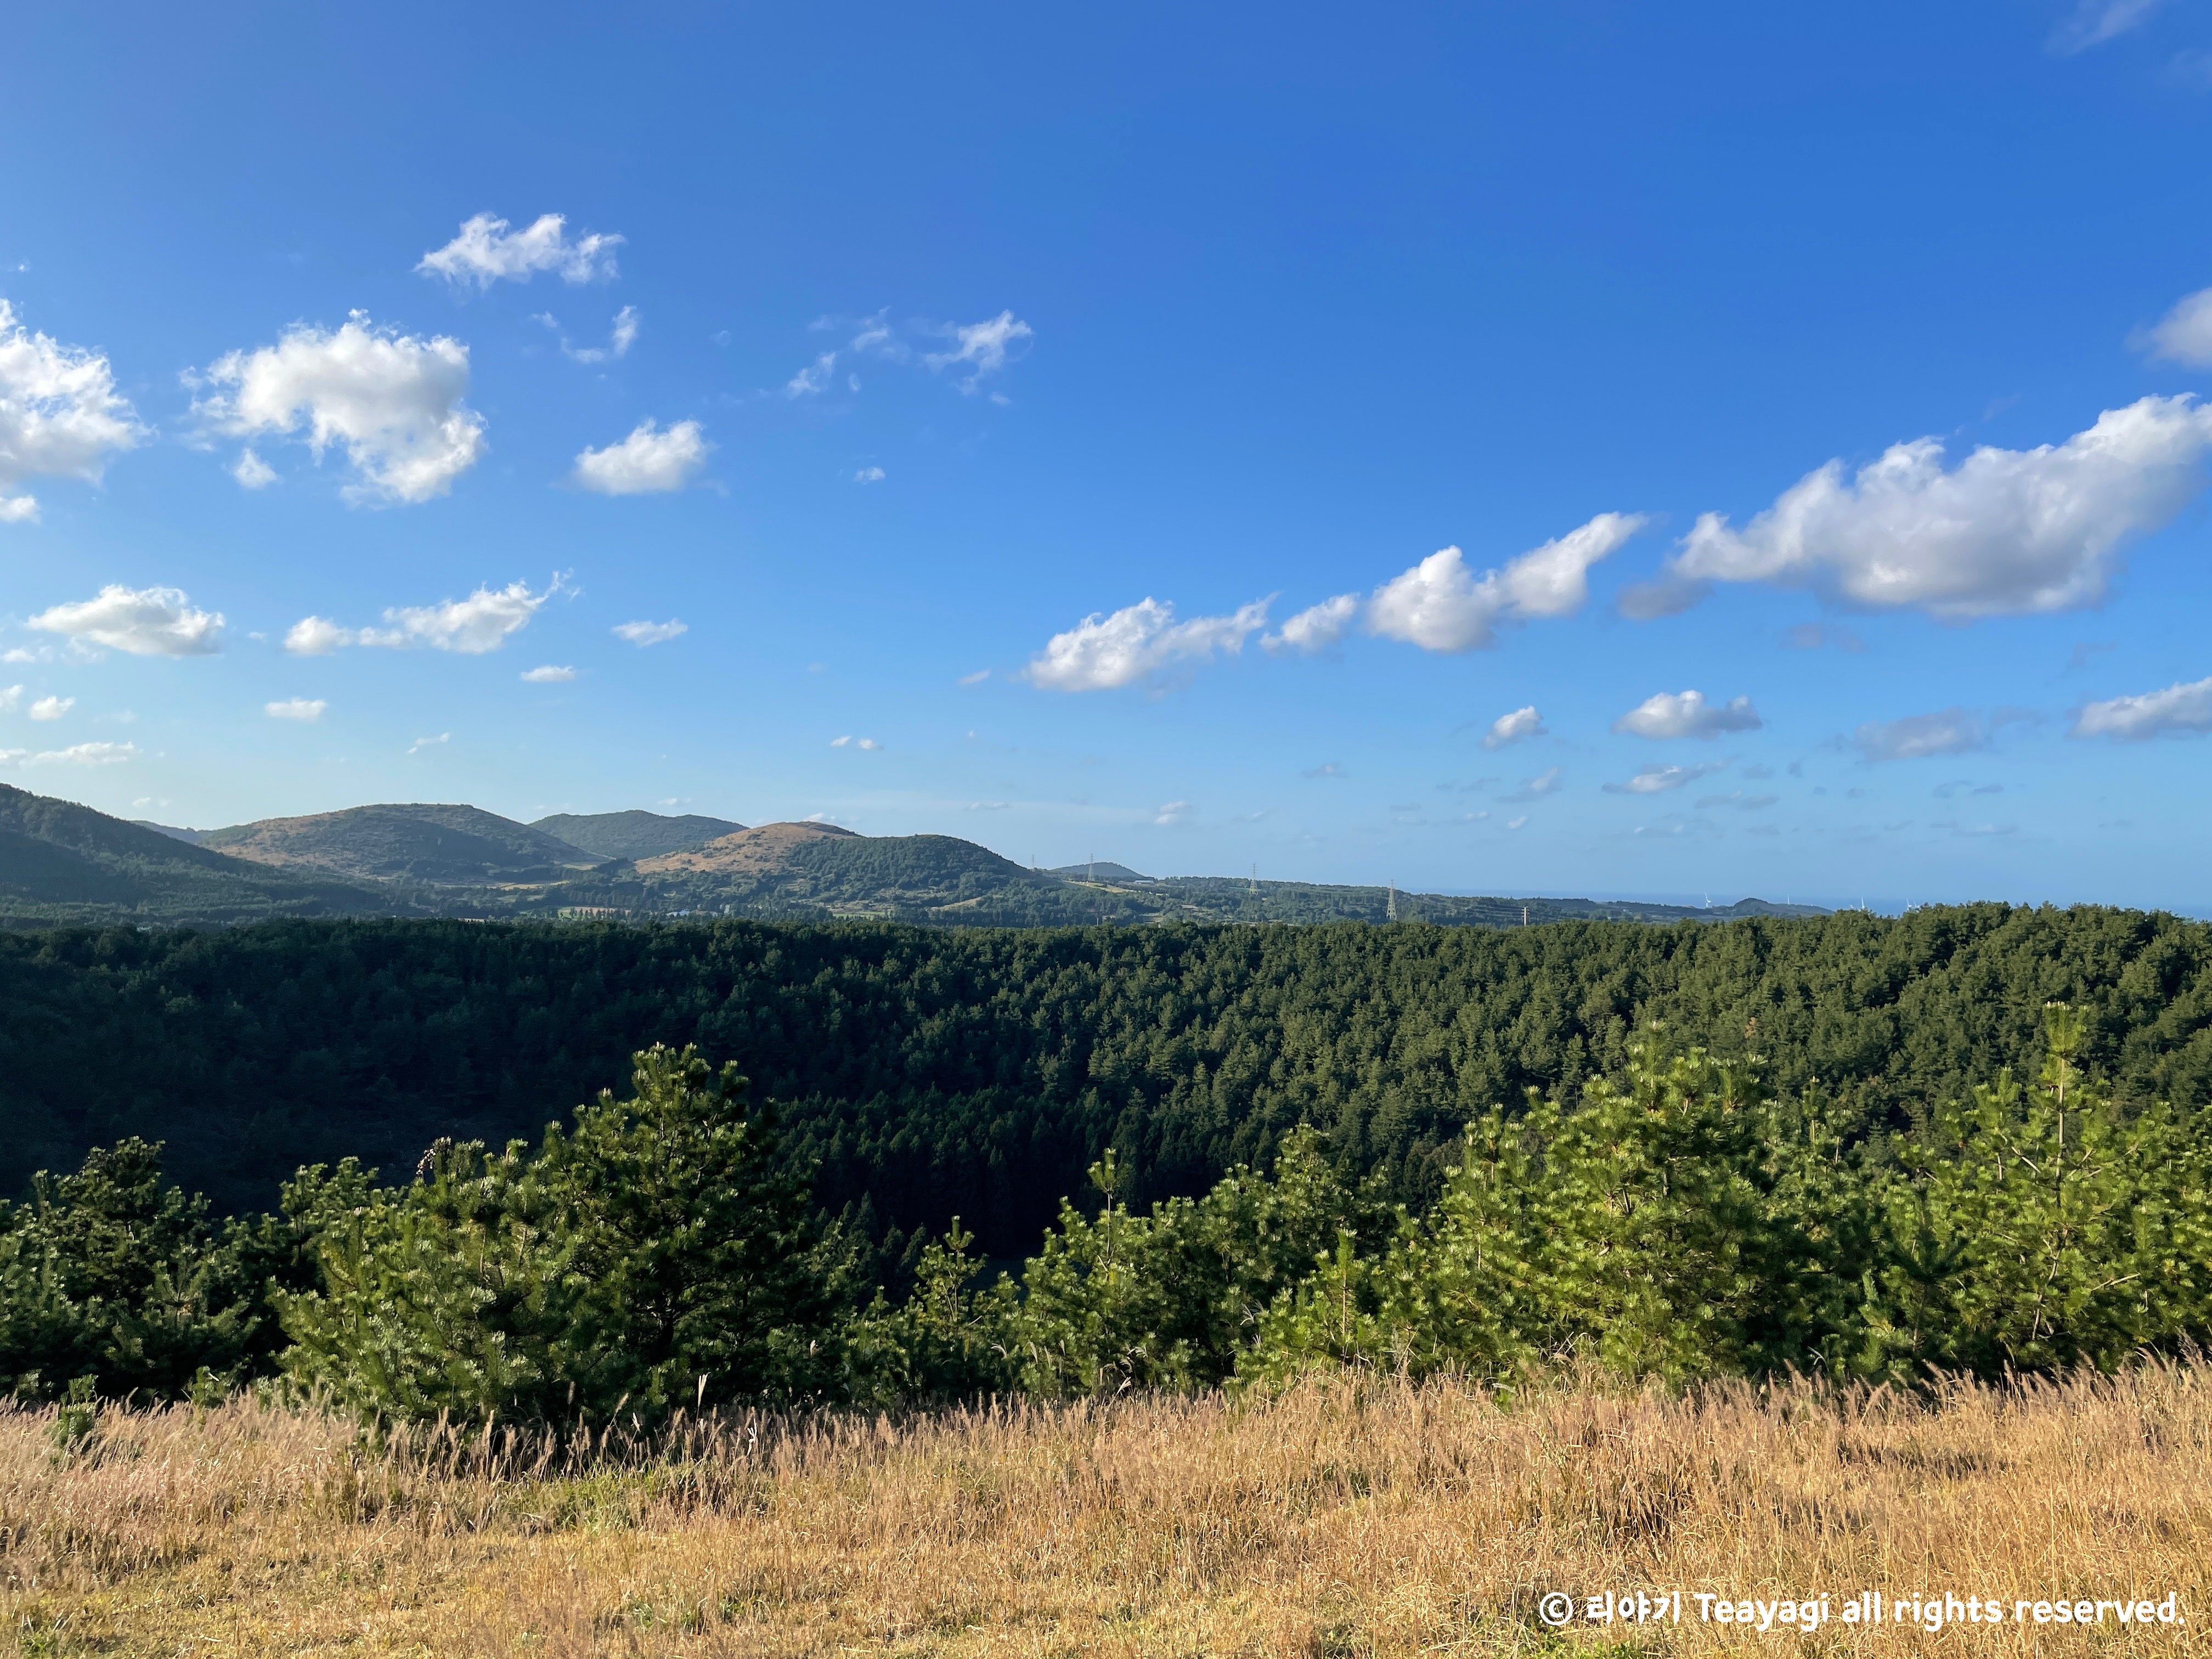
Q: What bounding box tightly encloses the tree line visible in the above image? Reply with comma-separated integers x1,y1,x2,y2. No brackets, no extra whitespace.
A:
6,1000,2208,1415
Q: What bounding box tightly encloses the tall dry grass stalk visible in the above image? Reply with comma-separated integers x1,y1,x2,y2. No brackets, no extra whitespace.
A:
4,1365,2209,1656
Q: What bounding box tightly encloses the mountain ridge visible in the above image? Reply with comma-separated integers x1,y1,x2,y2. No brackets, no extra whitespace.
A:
0,786,1831,929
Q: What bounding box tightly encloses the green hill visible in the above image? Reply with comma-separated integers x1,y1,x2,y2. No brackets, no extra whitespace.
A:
1143,876,1825,927
203,804,608,888
1050,861,1154,883
0,785,383,927
530,809,747,861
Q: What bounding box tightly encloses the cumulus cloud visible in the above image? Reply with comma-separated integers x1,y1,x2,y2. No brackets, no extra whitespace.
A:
1612,689,1764,740
29,695,71,721
786,352,837,397
1023,596,1269,692
2072,675,2212,740
0,685,18,712
416,212,623,289
1263,594,1359,654
2140,286,2212,368
29,585,225,656
613,618,686,646
192,313,486,504
1154,800,1194,826
1604,761,1729,795
570,419,710,494
2049,0,2164,54
0,299,146,521
1481,706,1547,749
231,448,278,489
1644,397,2212,619
924,311,1033,392
284,578,556,655
1368,512,1646,652
266,697,326,721
520,664,576,684
1850,707,1989,761
855,466,885,483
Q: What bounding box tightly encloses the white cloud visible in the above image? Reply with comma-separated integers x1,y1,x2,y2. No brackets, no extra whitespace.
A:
29,695,71,721
408,732,450,754
1506,815,1528,830
192,313,486,505
232,447,278,489
1368,512,1646,652
957,669,989,686
284,615,351,655
416,212,623,289
1649,397,2212,619
786,352,837,397
1154,800,1194,826
1604,761,1729,794
2049,0,2164,54
924,311,1033,392
266,697,326,721
0,300,146,521
381,580,552,652
1023,596,1269,692
1503,766,1564,802
27,740,136,766
520,664,576,684
1481,706,1547,749
2140,286,2212,367
857,738,882,751
571,419,709,494
30,585,225,656
1263,593,1359,654
1850,708,1987,761
286,578,556,655
0,749,22,765
560,306,639,364
855,466,886,483
613,618,686,646
1612,690,1763,740
830,735,850,747
2072,675,2212,740
0,685,18,712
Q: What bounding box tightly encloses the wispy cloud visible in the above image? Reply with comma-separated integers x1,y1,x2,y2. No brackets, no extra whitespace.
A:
520,665,576,684
416,212,622,289
1481,706,1547,749
1605,761,1729,794
1502,766,1565,802
2072,675,2212,740
266,697,326,721
2048,0,2165,55
286,578,558,655
613,618,686,647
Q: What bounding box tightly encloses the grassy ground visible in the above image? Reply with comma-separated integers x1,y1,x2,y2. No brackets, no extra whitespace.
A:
4,1366,2208,1657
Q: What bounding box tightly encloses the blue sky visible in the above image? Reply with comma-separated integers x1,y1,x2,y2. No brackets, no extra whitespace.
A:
4,1,2211,910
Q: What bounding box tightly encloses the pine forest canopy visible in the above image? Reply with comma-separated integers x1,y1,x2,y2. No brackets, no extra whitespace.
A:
3,904,2208,1262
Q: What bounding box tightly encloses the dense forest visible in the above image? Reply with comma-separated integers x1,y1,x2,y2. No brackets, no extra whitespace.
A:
4,906,2209,1255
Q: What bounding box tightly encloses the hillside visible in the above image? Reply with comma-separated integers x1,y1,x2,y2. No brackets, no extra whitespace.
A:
1142,876,1825,927
530,809,746,861
202,804,608,888
131,820,209,845
1049,860,1154,883
595,821,1135,923
0,785,383,927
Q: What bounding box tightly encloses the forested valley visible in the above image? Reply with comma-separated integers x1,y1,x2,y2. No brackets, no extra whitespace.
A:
4,904,2211,1417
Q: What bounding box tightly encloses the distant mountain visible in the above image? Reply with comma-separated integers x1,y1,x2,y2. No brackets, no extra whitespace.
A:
131,820,209,846
202,804,608,888
531,809,746,862
1052,861,1154,883
0,786,1833,932
0,785,383,926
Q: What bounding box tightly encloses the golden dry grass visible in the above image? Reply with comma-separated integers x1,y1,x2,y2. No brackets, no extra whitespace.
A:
4,1365,2210,1657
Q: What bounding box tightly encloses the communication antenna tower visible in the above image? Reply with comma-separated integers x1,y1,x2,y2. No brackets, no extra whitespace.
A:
1386,880,1398,922
1522,904,1528,928
1249,863,1257,894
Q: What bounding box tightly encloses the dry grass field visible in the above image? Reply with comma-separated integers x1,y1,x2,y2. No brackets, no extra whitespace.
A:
4,1365,2208,1658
